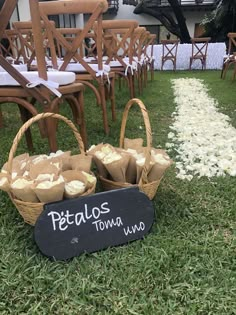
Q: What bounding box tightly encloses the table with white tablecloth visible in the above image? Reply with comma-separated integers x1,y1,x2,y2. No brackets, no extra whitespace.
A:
148,42,226,70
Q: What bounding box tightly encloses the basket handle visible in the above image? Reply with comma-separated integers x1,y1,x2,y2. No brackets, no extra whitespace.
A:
119,98,152,185
7,112,85,177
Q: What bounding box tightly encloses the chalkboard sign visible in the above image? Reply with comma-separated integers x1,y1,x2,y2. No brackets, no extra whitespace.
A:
34,187,155,260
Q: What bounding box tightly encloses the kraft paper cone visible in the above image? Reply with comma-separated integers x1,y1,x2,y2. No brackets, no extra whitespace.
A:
70,154,92,173
11,177,39,202
34,176,65,203
12,153,29,162
81,171,97,189
49,151,71,171
0,173,10,192
87,144,107,178
29,154,48,165
125,154,137,184
62,170,87,199
29,160,60,180
136,158,146,183
104,154,130,182
2,159,26,178
124,138,143,150
148,149,173,182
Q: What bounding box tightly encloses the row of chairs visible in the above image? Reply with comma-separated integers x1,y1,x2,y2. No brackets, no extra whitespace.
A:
0,0,156,152
160,37,211,71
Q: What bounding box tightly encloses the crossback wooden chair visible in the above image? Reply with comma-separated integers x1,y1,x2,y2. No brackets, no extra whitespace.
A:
101,20,139,98
0,0,87,151
55,27,111,110
221,33,236,80
140,32,156,86
160,39,179,71
189,37,211,70
0,29,19,61
131,26,148,95
37,0,115,135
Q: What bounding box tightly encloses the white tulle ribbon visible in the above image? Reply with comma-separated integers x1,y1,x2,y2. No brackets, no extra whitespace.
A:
26,78,61,98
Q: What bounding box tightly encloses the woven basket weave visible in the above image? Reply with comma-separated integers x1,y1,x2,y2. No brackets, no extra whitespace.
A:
99,98,162,200
6,112,92,226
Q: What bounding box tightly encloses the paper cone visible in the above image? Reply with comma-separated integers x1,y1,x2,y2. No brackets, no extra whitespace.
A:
62,170,87,199
34,176,65,203
124,138,143,150
11,177,39,202
29,160,60,180
0,173,10,192
104,154,130,182
70,154,92,173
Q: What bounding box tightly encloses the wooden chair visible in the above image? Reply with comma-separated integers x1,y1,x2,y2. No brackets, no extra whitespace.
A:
189,37,211,70
101,20,139,98
56,27,116,121
0,0,87,151
38,0,115,135
221,33,236,80
141,33,156,85
160,39,179,71
132,27,150,94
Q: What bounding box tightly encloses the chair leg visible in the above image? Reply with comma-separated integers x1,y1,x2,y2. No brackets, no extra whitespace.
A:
222,62,230,79
99,82,109,135
77,90,87,149
150,61,154,81
221,62,226,78
128,73,135,98
18,105,34,151
189,58,192,70
109,75,116,121
232,63,236,81
0,105,3,128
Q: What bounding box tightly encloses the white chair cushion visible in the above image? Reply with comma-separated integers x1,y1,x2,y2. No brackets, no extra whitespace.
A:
0,70,76,86
56,60,111,73
0,64,28,72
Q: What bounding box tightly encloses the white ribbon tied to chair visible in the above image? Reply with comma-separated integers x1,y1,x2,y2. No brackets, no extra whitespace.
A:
124,62,137,76
96,69,110,85
26,78,62,98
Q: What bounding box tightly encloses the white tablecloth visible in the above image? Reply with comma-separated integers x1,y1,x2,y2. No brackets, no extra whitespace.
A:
149,42,226,70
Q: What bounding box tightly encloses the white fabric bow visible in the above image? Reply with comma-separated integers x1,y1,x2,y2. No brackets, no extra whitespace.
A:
26,78,61,98
125,63,137,76
96,69,110,85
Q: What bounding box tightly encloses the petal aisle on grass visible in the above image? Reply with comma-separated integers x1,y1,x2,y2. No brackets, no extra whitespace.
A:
166,78,236,180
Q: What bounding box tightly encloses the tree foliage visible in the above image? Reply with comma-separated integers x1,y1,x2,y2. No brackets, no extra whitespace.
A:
123,0,191,43
202,0,236,42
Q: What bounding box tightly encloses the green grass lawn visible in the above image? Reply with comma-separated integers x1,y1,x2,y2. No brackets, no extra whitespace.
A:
0,70,236,314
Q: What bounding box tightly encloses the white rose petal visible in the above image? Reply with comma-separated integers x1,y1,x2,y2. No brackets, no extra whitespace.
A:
167,78,236,180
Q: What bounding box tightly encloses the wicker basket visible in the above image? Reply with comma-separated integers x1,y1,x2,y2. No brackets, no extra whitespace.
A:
99,98,162,200
6,112,93,226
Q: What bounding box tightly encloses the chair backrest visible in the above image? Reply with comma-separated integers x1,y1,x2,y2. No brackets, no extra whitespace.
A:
161,39,179,60
101,20,139,68
191,37,211,59
56,28,98,60
13,20,56,68
227,33,236,55
132,27,147,61
142,33,156,63
0,0,50,104
38,0,108,76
